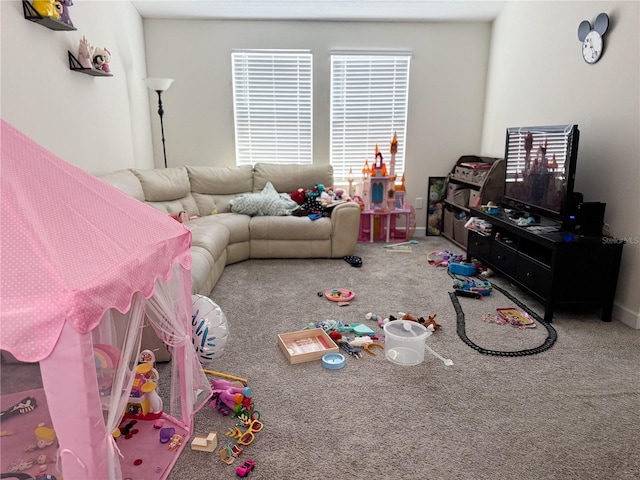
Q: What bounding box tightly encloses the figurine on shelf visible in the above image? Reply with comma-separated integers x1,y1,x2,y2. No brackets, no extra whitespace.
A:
78,35,92,69
92,47,111,73
32,0,62,19
58,0,74,27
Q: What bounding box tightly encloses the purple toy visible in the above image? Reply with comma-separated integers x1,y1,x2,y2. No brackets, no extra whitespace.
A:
159,427,175,444
209,379,246,415
58,0,74,27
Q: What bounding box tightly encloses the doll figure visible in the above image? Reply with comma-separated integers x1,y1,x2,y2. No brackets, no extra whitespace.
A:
93,47,111,73
58,0,74,27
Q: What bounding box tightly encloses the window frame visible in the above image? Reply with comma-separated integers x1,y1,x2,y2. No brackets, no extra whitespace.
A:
329,51,411,183
232,49,313,166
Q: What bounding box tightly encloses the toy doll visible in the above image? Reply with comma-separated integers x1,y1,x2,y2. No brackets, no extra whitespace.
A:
92,47,111,73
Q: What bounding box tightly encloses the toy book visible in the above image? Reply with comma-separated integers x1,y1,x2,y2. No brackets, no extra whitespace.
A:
496,308,536,328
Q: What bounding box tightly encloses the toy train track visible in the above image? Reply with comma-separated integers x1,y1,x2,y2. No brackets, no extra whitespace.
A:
449,281,557,357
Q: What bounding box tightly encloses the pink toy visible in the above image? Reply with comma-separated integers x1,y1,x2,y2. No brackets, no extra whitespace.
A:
365,312,389,328
170,211,189,223
78,35,92,69
209,379,247,415
236,458,255,477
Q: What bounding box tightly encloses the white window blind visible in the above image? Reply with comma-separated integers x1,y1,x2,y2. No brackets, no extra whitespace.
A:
330,52,411,182
232,50,312,165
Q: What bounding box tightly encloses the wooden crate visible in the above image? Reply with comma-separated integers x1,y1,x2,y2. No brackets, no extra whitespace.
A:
278,328,339,364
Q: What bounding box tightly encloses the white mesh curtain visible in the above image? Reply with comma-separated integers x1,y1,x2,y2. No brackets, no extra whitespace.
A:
144,264,211,422
92,301,145,479
91,264,211,479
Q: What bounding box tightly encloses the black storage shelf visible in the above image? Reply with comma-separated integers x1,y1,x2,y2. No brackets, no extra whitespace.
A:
23,0,76,31
68,51,112,76
441,156,505,249
443,198,469,213
467,207,624,323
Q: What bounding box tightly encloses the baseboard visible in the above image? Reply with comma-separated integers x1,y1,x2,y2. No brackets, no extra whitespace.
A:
414,226,426,236
612,302,640,329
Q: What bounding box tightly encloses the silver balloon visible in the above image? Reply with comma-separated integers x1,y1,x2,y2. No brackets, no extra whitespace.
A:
191,294,229,366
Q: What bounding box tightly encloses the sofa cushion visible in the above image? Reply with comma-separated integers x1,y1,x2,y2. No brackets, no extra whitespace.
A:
250,216,332,240
98,170,145,201
229,182,298,216
133,167,190,201
185,220,229,262
253,163,334,193
188,213,250,245
187,165,254,216
132,167,199,215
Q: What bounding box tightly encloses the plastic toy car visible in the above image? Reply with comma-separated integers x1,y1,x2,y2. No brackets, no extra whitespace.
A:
236,458,255,477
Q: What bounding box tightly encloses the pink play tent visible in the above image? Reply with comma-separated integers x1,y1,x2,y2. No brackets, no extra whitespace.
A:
0,120,212,479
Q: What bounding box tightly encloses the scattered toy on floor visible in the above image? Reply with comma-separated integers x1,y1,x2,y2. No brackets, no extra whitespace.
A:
209,379,251,416
343,255,362,267
0,396,37,422
400,312,441,330
336,339,362,358
167,434,183,451
454,289,483,299
427,250,464,267
365,312,390,328
236,458,256,477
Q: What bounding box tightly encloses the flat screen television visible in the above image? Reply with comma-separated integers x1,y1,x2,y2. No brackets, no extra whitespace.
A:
502,124,580,221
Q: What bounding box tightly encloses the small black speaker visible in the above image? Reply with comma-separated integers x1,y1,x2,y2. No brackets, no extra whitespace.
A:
562,192,583,230
573,202,606,235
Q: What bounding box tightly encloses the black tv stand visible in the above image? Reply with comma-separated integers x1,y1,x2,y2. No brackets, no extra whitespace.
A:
466,207,623,323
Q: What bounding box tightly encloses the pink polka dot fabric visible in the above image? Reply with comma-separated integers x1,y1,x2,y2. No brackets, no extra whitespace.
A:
0,120,192,362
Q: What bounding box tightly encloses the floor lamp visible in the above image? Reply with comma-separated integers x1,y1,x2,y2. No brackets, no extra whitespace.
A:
144,77,174,168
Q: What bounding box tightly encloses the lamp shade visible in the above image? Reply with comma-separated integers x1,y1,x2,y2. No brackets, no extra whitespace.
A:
144,77,174,92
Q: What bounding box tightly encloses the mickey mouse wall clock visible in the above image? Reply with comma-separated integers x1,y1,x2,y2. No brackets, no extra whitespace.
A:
578,13,609,64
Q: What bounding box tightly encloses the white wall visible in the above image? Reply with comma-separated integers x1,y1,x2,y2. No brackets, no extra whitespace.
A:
482,1,640,328
0,0,153,174
142,19,493,228
2,0,637,327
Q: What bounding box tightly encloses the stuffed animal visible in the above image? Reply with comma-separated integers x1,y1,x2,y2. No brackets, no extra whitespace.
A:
290,188,306,205
32,0,62,19
332,188,345,201
169,211,189,223
401,312,441,331
92,47,111,72
58,0,74,26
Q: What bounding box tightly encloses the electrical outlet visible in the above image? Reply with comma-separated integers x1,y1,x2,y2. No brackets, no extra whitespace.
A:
415,197,424,209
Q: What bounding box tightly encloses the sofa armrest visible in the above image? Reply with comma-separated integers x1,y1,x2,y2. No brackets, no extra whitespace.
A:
329,202,361,258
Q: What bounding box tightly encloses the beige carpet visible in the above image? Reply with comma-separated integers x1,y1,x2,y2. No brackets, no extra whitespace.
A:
167,236,640,480
1,236,638,479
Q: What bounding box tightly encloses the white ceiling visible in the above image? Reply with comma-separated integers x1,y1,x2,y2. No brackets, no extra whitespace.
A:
131,0,507,22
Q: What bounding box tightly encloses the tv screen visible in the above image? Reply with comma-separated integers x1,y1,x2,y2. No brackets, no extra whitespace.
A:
503,124,579,219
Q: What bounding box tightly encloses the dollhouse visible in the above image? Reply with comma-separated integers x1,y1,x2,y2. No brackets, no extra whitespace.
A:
358,133,412,242
361,133,403,211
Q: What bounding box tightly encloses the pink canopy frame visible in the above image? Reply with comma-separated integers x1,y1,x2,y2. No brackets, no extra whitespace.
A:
0,120,212,479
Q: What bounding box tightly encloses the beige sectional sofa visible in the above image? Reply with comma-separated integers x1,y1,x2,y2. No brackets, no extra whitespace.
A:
100,163,361,296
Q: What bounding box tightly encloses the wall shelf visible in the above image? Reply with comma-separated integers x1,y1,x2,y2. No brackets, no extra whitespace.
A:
68,51,112,77
23,0,76,31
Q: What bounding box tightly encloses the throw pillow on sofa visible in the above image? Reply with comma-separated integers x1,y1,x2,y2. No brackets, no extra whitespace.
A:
229,182,298,216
